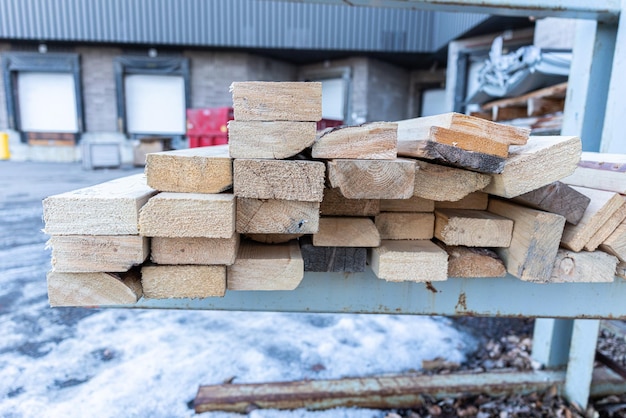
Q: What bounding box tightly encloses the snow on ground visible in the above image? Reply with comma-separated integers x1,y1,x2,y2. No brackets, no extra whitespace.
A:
0,162,477,418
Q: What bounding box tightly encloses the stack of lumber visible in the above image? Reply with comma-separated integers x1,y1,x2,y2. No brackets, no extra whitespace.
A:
43,81,625,307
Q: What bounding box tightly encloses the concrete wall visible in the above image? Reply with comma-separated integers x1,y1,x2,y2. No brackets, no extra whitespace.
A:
366,58,410,122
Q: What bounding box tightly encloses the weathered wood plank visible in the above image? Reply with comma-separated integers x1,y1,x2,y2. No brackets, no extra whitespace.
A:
434,191,488,210
313,217,380,247
300,236,366,273
141,265,226,298
312,122,397,159
551,249,617,283
150,234,240,265
437,243,506,278
380,196,434,212
375,212,434,240
562,152,626,194
511,181,590,225
434,209,513,247
43,174,156,235
327,158,415,199
236,198,320,234
234,159,325,202
227,240,304,291
48,235,148,272
145,145,232,194
429,126,510,157
139,192,235,238
482,136,582,199
47,270,143,307
488,199,565,282
561,187,624,252
320,188,380,217
369,240,448,282
584,200,626,251
230,81,322,121
228,121,316,159
244,234,304,244
413,160,491,202
600,221,626,262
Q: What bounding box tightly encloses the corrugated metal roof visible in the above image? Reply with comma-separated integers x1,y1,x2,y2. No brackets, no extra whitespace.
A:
0,0,488,53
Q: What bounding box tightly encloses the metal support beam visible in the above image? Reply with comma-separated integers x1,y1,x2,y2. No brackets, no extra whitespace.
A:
564,319,601,410
532,318,574,368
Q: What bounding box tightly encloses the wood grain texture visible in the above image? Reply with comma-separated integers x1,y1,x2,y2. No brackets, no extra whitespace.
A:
438,243,506,278
488,199,565,282
380,196,434,212
429,126,509,157
562,151,626,193
560,187,624,252
313,217,381,247
43,174,156,235
584,199,626,251
511,181,590,225
145,145,232,193
234,159,325,202
228,121,316,159
244,234,304,244
413,160,491,202
139,192,235,238
327,159,415,199
434,209,513,247
482,136,582,198
47,270,143,307
141,265,226,298
230,81,322,121
600,221,626,262
551,249,617,283
312,122,397,159
369,239,448,282
300,236,366,273
320,188,380,217
435,192,488,210
236,198,320,234
150,234,240,265
48,235,148,272
227,240,304,291
375,212,434,240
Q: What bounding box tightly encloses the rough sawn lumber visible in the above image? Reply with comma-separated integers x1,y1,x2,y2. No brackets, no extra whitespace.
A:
312,122,398,159
369,239,448,282
313,217,381,247
320,188,380,217
511,181,590,225
434,209,513,247
236,198,320,234
141,265,226,298
413,160,491,202
438,244,507,278
375,212,434,240
227,121,316,159
150,234,240,265
551,249,617,283
300,236,366,273
327,158,415,199
47,270,143,307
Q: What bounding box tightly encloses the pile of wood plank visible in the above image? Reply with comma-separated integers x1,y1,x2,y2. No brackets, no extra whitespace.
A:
43,81,625,307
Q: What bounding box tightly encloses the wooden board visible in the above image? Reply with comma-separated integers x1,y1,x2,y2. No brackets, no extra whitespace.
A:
230,81,322,121
600,221,626,262
482,136,582,199
43,174,156,235
150,234,240,265
48,235,148,272
245,234,304,244
234,159,325,202
47,270,143,307
397,112,529,146
434,192,488,210
139,192,235,238
141,265,226,299
300,236,366,273
488,199,565,282
228,121,316,159
312,122,397,159
145,145,232,193
482,82,568,111
375,212,434,240
560,187,624,252
434,209,513,247
511,181,590,225
369,240,448,282
320,188,380,217
413,160,491,202
236,198,320,234
437,243,506,278
551,249,617,283
616,261,626,280
397,139,506,174
227,240,304,291
327,159,415,199
429,126,509,157
312,217,380,247
584,200,626,251
380,196,434,212
562,152,626,194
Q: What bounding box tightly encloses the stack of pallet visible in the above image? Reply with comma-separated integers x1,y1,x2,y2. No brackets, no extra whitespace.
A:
43,81,625,307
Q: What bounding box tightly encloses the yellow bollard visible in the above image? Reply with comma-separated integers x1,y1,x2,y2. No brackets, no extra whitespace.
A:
0,132,9,160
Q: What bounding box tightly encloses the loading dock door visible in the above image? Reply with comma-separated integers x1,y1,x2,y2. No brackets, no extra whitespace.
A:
124,74,186,135
321,78,346,121
17,72,79,133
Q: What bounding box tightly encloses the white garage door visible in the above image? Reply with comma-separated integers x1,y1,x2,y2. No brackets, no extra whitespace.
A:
321,78,345,121
18,72,79,132
124,74,186,135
